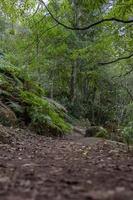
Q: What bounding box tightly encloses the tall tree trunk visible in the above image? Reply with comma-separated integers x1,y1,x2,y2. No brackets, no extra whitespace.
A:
70,60,77,104
36,31,40,81
69,0,79,104
50,70,54,99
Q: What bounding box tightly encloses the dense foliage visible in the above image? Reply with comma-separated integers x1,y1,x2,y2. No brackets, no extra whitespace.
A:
0,0,133,140
0,61,71,135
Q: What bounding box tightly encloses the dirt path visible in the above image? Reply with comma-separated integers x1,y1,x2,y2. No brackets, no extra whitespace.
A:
0,125,133,200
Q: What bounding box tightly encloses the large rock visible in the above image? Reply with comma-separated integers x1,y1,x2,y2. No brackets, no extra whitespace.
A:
85,126,108,138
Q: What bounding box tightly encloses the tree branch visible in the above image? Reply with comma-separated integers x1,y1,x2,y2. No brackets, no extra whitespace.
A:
120,83,133,101
98,53,133,65
112,67,133,79
32,3,41,18
39,0,133,31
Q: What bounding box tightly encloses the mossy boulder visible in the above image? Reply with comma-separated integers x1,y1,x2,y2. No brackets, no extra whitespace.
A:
96,127,108,138
0,65,71,135
85,126,108,138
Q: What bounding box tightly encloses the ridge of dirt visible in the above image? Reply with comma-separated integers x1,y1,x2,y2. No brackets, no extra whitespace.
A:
0,125,133,200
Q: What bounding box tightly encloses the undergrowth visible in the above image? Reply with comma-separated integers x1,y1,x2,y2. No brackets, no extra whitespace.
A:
0,63,71,135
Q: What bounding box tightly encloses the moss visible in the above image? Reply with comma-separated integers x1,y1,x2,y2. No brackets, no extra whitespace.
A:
122,122,133,148
96,127,108,138
20,91,71,135
0,65,71,135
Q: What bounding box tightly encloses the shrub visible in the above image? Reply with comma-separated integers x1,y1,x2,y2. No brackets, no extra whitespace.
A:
122,122,133,150
20,91,71,135
0,65,72,135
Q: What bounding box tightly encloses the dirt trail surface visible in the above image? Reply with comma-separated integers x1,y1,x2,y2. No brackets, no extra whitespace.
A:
0,125,133,200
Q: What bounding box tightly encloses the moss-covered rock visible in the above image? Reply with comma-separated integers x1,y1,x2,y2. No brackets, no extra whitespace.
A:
0,65,71,135
96,127,108,138
20,91,71,135
85,126,108,138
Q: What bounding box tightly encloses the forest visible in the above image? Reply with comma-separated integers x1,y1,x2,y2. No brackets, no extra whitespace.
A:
0,0,133,200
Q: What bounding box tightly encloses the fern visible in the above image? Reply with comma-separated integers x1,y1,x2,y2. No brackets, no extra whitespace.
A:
0,64,71,135
20,91,71,135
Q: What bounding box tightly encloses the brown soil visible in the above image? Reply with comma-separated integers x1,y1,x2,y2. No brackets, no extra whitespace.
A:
0,125,133,200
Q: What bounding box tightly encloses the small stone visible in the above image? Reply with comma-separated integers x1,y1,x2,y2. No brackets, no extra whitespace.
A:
116,187,125,192
86,180,92,184
0,177,10,183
